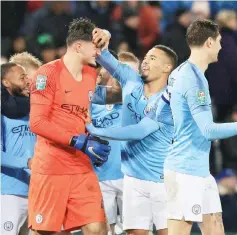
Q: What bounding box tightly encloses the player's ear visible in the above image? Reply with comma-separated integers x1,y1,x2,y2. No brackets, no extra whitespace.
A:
2,78,10,88
75,41,82,53
164,64,172,74
206,37,213,48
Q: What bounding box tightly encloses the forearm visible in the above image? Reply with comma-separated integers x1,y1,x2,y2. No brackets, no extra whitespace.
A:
86,117,159,141
1,152,29,169
30,105,74,146
96,49,119,76
193,111,237,141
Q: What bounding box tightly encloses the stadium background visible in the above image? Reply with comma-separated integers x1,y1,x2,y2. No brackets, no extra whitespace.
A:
1,1,237,234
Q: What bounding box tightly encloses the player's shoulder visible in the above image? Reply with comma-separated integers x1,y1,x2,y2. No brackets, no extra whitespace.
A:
82,65,97,82
130,83,143,100
172,61,201,89
36,59,62,75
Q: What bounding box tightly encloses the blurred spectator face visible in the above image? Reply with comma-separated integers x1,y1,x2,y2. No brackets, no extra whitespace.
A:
141,48,171,83
50,1,70,14
13,37,26,53
96,1,110,8
228,14,237,31
41,48,57,64
179,11,192,28
216,10,237,31
2,65,30,97
208,34,222,63
117,42,130,54
79,41,98,67
191,1,210,20
232,109,237,121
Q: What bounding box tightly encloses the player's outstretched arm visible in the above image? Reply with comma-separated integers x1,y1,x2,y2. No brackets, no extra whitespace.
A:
86,117,159,141
93,28,139,88
193,111,237,141
186,86,237,140
1,86,30,119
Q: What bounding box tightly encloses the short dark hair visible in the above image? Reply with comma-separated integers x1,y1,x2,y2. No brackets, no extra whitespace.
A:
1,62,18,81
154,45,178,69
186,19,219,47
66,18,96,46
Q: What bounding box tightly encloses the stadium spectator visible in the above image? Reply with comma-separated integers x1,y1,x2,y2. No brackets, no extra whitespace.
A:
162,8,191,65
221,105,237,172
206,10,237,122
112,1,160,57
216,169,237,232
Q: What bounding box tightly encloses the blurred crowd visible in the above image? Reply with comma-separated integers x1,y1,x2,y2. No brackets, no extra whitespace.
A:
1,1,237,232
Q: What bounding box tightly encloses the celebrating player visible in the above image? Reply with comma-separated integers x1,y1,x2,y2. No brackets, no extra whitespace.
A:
91,28,177,235
28,18,111,235
164,19,237,235
1,52,42,119
1,62,36,235
91,51,140,235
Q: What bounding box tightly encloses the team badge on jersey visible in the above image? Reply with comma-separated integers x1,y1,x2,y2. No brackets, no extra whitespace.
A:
36,75,47,90
106,104,114,111
197,90,206,105
88,90,93,101
144,104,153,115
36,214,43,224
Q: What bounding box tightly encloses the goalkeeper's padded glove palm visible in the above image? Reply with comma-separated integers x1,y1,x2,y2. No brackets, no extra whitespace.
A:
70,134,110,167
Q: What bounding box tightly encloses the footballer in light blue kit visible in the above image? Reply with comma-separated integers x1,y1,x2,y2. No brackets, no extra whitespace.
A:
164,20,237,235
1,63,36,235
91,31,178,234
91,51,140,235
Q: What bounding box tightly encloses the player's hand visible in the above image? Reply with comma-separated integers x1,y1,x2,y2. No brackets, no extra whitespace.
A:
92,28,111,50
70,134,110,167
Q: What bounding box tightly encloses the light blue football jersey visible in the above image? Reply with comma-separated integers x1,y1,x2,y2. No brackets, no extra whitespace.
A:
1,115,36,196
97,49,142,125
91,103,124,181
165,61,212,177
120,84,173,182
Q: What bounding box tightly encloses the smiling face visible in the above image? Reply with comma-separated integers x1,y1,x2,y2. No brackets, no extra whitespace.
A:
2,65,30,97
141,48,173,83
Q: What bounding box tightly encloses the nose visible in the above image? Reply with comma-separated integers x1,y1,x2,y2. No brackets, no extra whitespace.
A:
25,75,31,85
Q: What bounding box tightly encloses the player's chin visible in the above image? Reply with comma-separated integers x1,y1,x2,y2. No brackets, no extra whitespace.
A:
87,59,97,68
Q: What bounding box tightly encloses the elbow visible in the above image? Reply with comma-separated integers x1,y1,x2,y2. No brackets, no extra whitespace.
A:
201,128,215,141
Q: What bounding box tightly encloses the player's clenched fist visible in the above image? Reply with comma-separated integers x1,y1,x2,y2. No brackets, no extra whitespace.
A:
70,134,110,166
92,28,111,50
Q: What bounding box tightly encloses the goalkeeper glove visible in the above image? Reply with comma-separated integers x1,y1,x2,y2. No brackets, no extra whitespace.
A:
70,134,110,167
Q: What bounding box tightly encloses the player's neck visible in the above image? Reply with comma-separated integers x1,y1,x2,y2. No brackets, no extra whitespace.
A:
63,52,83,81
144,77,167,98
189,50,209,73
